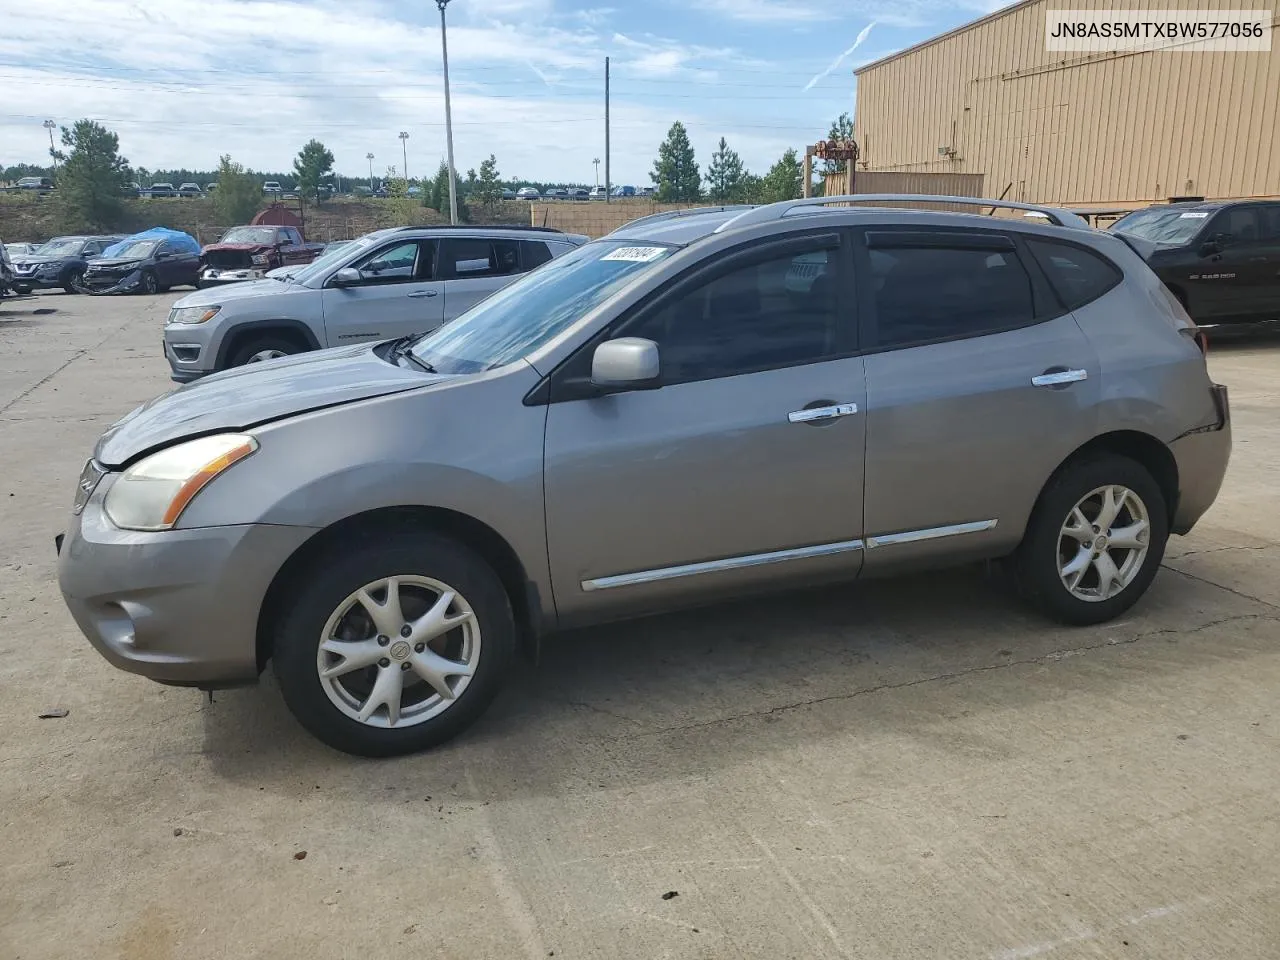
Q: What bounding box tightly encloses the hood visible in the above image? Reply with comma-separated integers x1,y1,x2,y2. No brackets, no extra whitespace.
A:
204,242,272,252
172,278,294,308
95,343,442,467
88,257,146,270
14,255,63,266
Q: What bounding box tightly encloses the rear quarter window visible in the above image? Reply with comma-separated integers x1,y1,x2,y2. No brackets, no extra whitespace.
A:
1025,239,1122,311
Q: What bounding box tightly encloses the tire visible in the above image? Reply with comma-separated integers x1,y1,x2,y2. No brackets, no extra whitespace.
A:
140,270,159,295
13,283,32,295
62,269,85,294
1015,454,1169,625
228,336,304,367
272,533,515,756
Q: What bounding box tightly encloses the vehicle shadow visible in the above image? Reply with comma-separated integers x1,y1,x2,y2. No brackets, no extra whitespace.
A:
200,558,1274,804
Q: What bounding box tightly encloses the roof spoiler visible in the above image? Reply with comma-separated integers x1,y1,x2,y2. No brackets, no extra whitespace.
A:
715,195,1092,232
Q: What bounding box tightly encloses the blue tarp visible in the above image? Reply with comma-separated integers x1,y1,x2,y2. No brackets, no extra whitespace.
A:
101,227,200,259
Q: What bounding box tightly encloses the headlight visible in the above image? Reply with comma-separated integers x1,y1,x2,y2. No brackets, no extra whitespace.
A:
104,434,258,531
251,253,270,265
169,304,221,324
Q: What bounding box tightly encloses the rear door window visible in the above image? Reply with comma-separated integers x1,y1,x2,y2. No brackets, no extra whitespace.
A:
441,237,522,279
1025,238,1122,311
865,235,1037,348
521,240,554,271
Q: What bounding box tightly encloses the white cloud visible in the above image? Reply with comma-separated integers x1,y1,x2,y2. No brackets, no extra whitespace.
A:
686,0,832,23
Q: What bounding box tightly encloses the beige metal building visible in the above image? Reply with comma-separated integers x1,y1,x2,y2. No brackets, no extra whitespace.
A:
852,0,1280,208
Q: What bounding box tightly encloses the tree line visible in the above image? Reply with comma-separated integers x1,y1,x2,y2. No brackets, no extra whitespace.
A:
650,113,855,204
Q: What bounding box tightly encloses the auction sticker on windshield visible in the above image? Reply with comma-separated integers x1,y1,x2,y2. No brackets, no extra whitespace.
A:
1179,212,1210,218
601,246,668,263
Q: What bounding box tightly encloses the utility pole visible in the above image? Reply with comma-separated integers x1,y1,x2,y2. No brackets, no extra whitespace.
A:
604,57,611,203
438,0,459,224
399,131,410,186
43,119,57,169
366,152,375,190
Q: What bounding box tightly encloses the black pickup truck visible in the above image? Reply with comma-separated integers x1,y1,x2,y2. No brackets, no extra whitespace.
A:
1112,200,1280,328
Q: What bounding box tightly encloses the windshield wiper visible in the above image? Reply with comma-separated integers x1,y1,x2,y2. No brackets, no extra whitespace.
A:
388,336,435,372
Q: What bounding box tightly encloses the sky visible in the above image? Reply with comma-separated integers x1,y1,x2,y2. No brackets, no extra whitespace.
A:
0,0,1008,186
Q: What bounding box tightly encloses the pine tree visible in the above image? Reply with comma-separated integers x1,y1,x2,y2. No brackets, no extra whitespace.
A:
474,154,503,205
705,137,747,202
822,112,855,177
760,149,803,203
51,120,132,231
293,139,335,204
650,122,701,202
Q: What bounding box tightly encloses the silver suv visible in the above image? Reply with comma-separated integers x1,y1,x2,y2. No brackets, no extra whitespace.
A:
58,196,1231,756
162,225,586,381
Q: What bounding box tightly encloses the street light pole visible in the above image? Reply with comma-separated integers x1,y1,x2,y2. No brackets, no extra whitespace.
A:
593,158,600,188
437,0,459,224
43,119,57,169
399,131,410,186
366,152,375,190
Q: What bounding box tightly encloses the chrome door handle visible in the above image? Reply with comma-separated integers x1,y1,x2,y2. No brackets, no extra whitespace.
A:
407,289,439,299
788,402,858,424
1032,369,1088,387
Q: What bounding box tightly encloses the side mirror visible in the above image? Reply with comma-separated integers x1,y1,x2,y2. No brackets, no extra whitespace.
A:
591,338,661,391
332,267,361,286
154,250,171,260
1199,233,1228,256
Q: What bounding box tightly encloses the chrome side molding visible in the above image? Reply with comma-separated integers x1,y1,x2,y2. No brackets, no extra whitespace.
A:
865,519,998,549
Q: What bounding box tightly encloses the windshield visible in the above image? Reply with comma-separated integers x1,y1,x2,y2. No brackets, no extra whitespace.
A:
411,240,674,375
110,239,159,259
290,232,389,284
37,239,84,257
1111,208,1211,245
221,227,277,244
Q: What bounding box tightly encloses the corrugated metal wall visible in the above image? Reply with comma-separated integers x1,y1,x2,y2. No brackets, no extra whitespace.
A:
822,169,986,197
853,0,1280,206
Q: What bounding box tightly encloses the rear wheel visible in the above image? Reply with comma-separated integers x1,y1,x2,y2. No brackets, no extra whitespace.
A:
1015,454,1169,625
229,336,303,367
272,534,515,756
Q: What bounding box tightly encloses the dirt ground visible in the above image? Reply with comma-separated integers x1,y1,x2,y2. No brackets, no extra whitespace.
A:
1,290,1278,960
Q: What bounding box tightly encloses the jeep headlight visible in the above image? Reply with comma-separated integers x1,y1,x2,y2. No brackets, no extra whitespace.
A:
104,434,257,531
251,253,270,265
169,304,221,324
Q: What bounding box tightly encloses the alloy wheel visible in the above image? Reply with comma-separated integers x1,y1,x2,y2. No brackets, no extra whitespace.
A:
316,575,480,728
246,348,289,363
1057,484,1151,602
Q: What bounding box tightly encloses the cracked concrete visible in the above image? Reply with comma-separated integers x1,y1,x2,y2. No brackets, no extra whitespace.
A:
2,294,1279,960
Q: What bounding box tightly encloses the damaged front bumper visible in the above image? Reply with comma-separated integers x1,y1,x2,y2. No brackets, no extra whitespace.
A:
200,266,265,286
80,269,143,295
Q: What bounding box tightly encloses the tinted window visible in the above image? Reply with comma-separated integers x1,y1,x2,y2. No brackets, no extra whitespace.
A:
441,238,520,278
870,244,1035,348
1213,207,1262,243
522,240,554,270
1261,206,1280,242
1026,239,1121,310
627,245,844,384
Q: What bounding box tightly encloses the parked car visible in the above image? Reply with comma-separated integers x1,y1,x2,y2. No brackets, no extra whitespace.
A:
263,181,283,195
16,176,53,191
589,186,609,200
199,225,325,287
178,183,202,197
0,240,14,296
80,234,201,294
569,188,590,200
639,186,657,196
7,235,125,293
516,187,540,200
501,188,516,201
264,240,354,280
612,185,637,198
544,188,567,200
58,195,1231,756
4,241,41,259
148,182,177,198
206,182,219,192
162,226,586,380
1111,199,1280,327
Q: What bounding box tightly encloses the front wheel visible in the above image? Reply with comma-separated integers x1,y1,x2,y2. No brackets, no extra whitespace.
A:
140,270,159,295
228,337,303,367
1015,454,1169,625
272,533,515,756
63,268,85,294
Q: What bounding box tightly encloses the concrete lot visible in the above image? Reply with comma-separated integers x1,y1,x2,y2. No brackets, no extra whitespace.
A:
1,291,1278,960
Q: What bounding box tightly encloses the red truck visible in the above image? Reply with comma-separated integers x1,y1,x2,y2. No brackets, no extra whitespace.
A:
198,225,324,287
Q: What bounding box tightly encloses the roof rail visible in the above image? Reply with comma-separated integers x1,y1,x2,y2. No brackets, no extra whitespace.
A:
715,195,1091,232
610,204,758,235
393,223,564,234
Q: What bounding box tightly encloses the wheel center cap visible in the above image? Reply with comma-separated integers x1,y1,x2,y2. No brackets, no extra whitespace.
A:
389,640,412,661
1095,535,1109,551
